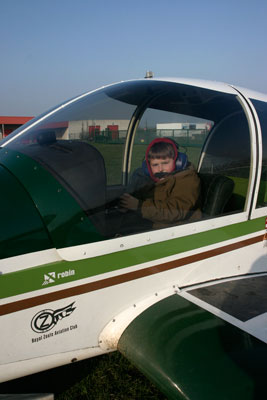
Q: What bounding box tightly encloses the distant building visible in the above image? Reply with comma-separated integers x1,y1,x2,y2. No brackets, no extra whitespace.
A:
0,116,34,139
67,119,129,140
0,117,129,142
39,119,129,141
156,122,212,137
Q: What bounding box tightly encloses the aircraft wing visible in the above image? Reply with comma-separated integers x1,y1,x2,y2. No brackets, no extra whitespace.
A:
117,275,267,400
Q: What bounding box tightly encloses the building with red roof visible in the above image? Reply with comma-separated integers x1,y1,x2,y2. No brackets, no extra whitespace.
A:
0,116,34,139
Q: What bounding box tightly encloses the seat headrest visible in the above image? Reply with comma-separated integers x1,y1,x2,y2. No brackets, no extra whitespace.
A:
37,131,57,146
199,173,234,217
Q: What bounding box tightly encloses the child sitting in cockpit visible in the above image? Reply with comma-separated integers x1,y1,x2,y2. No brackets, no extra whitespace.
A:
120,138,201,230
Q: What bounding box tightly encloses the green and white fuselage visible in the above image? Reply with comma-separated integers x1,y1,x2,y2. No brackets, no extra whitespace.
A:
1,78,267,399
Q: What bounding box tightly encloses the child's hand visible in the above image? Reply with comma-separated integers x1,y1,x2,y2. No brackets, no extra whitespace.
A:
120,193,139,211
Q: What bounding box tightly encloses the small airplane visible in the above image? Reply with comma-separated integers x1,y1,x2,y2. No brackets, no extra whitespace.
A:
1,75,267,399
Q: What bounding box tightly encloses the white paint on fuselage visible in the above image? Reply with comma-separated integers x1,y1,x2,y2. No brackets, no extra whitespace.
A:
0,231,266,383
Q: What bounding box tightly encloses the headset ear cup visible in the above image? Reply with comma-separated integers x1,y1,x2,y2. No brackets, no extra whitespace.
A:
176,152,188,171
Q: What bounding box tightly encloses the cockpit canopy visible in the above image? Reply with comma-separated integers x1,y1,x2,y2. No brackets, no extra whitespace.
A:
1,79,256,242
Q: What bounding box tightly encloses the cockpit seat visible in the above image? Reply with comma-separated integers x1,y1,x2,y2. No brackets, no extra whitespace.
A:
37,135,106,211
199,173,234,217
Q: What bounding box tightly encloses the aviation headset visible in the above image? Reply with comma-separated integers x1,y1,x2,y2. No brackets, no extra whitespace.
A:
142,137,188,181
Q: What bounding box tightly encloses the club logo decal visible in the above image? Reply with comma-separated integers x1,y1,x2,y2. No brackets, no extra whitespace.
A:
42,272,56,285
31,302,76,333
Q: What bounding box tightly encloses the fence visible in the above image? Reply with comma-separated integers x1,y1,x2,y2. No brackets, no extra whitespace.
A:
81,128,209,148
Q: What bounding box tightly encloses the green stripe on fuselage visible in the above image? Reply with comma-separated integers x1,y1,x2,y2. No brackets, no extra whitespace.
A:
0,217,264,299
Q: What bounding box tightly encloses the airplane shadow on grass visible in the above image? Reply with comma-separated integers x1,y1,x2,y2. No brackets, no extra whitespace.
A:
0,351,166,399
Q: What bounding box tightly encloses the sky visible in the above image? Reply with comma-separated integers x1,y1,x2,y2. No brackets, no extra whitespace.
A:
1,0,267,116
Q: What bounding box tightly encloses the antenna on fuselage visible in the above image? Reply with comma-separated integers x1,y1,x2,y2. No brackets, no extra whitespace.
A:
144,71,154,78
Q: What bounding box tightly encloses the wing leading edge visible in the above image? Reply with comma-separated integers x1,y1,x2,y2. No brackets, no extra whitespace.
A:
118,293,267,400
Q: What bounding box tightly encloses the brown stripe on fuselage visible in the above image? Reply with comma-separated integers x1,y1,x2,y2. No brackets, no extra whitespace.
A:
0,234,263,316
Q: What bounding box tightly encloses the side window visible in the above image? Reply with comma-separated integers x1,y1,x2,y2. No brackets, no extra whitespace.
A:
199,111,251,214
250,99,267,207
130,92,251,223
129,108,211,191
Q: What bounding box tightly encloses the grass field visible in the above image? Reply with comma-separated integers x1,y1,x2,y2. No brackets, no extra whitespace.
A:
0,352,166,399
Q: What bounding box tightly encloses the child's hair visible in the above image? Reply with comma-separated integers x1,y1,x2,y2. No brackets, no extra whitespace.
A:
147,141,176,160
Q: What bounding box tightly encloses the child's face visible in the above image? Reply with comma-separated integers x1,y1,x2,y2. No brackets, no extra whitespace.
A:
150,157,174,175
